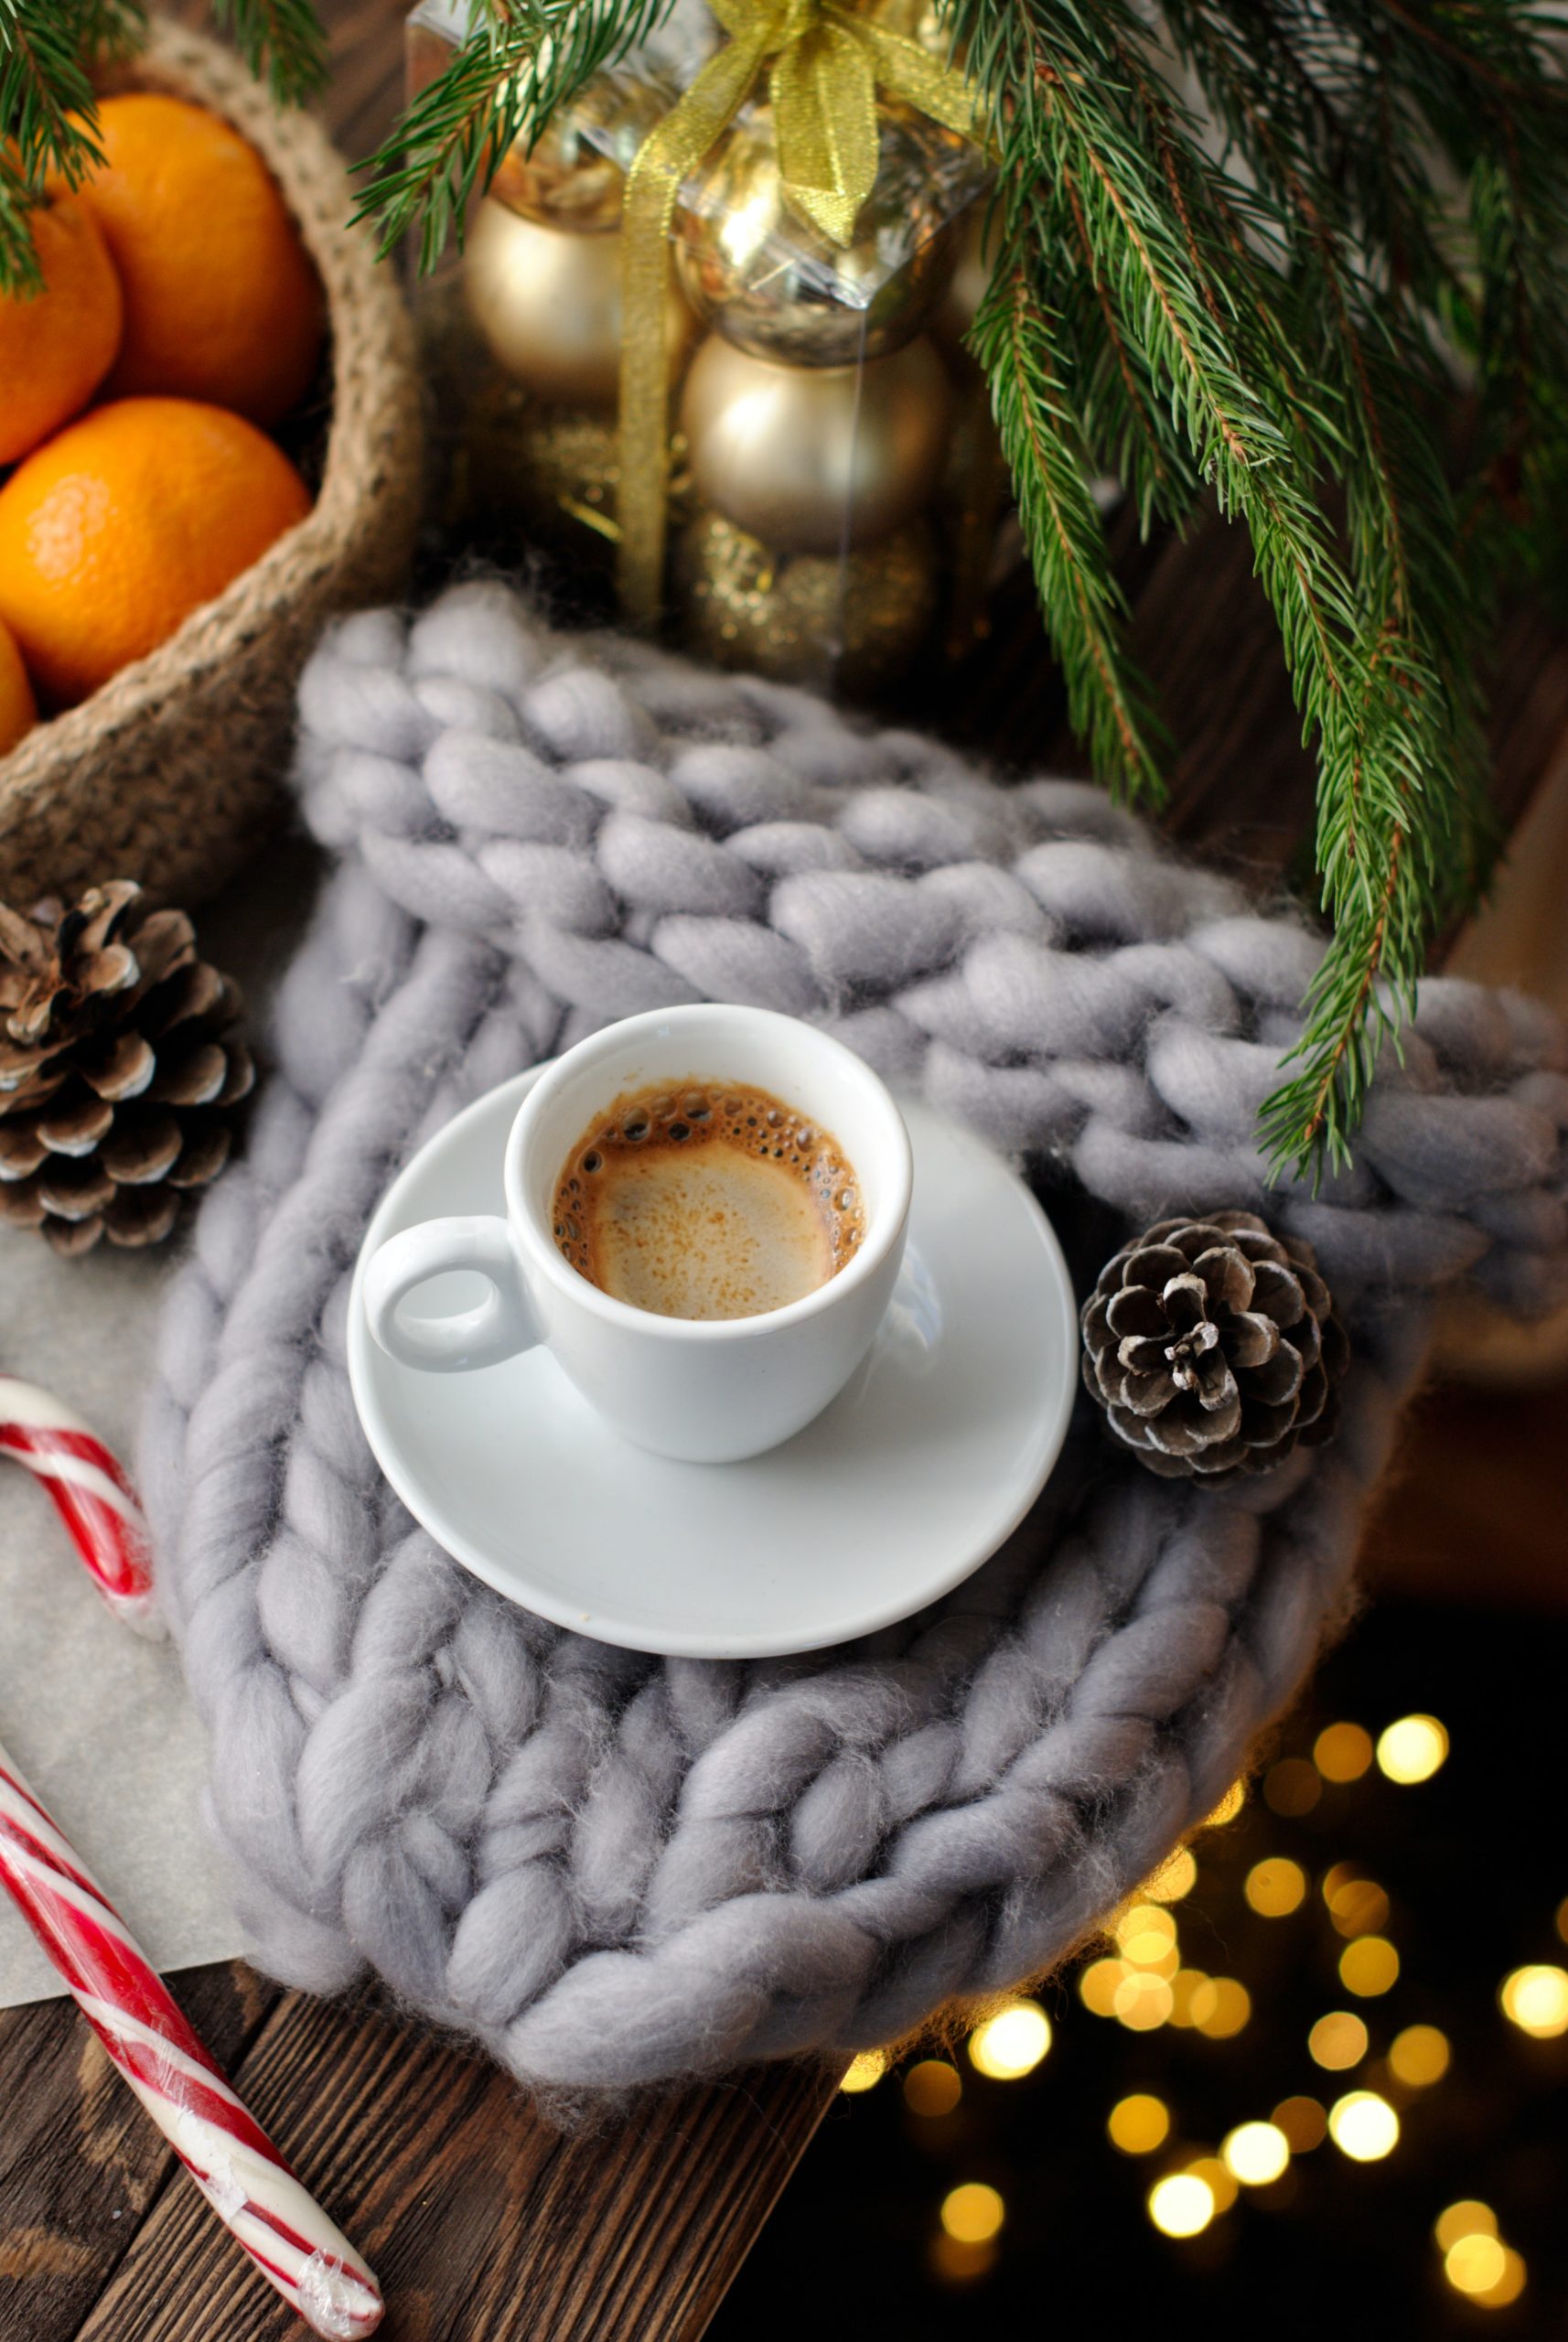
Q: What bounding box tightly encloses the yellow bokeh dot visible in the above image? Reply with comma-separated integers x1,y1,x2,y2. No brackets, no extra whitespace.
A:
1434,2200,1498,2254
1192,1977,1251,2039
904,2059,962,2117
940,2183,1005,2244
1221,2121,1290,2186
1107,2093,1171,2154
1147,2173,1215,2238
1308,2010,1369,2069
1115,1903,1179,1966
1445,2234,1508,2296
1263,1756,1322,1817
1272,2095,1326,2152
1314,1722,1374,1783
929,2233,997,2286
1167,1969,1208,2029
1203,1778,1247,1830
968,2002,1051,2081
1184,2155,1239,2214
1555,1896,1568,1947
1326,1876,1391,1939
1114,1970,1175,2031
1389,2025,1450,2087
1079,1957,1126,2017
1477,2247,1527,2309
1499,1963,1568,2038
1144,1847,1197,1904
1327,2090,1400,2162
1376,1714,1449,1785
840,2049,887,2093
1339,1935,1401,1998
1245,1857,1308,1918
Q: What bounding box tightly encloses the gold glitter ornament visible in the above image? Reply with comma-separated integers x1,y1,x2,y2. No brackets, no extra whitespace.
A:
457,368,623,565
673,506,938,693
464,199,694,407
490,71,672,233
672,105,970,368
679,332,950,555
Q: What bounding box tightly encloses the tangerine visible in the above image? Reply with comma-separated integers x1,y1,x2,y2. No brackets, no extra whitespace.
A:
62,93,325,424
0,619,37,756
0,197,124,467
0,397,312,706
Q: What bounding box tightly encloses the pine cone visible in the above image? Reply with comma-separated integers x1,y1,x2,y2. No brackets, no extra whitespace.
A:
1081,1210,1349,1483
0,882,252,1257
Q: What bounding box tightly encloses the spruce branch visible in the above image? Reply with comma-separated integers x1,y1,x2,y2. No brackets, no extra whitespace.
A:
207,0,329,103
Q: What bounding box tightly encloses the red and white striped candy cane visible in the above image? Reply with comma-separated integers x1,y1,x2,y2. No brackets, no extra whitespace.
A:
0,1742,383,2337
0,1373,160,1636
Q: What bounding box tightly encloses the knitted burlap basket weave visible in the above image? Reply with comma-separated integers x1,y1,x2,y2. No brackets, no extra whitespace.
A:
0,17,424,911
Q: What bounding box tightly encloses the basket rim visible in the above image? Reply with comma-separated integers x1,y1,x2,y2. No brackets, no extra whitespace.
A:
0,13,417,813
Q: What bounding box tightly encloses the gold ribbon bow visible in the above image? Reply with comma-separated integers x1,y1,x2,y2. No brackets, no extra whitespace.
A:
617,0,985,624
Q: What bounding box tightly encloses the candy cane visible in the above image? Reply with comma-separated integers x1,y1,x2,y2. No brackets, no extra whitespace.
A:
0,1741,383,2337
0,1374,160,1636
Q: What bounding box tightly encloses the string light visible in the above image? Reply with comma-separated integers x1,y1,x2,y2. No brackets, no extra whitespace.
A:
1114,1904,1178,1968
1444,2235,1507,2294
1167,1969,1209,2028
1499,1964,1568,2038
1203,1778,1247,1829
1079,1957,1126,2017
1272,2096,1326,2151
968,2003,1051,2080
1314,1722,1374,1783
1221,2122,1290,2185
840,2049,886,2092
1308,2011,1369,2069
1113,1971,1175,2031
904,2060,962,2116
1434,2202,1497,2254
1245,1857,1307,1917
1190,1977,1251,2038
1338,1936,1401,1997
1389,2025,1450,2087
1147,2173,1215,2238
1325,1875,1391,1938
1143,1847,1197,1903
940,2184,1004,2244
1376,1714,1449,1784
1475,2250,1527,2308
1183,2156,1238,2214
1107,2094,1170,2154
1326,2090,1400,2162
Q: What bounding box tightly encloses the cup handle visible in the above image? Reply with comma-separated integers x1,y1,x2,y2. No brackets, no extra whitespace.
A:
364,1216,540,1372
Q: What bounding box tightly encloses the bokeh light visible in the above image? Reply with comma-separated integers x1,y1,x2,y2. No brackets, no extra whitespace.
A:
1556,1896,1568,1947
1143,1847,1197,1903
1245,1857,1307,1918
1444,2234,1507,2295
1325,1875,1391,1938
1167,1970,1209,2028
1308,2011,1369,2069
928,2234,996,2286
1339,1935,1401,1997
1221,2121,1290,2185
1314,1722,1374,1782
968,2002,1051,2081
1327,2090,1399,2161
1107,2093,1170,2154
1263,1757,1321,1817
1184,2155,1238,2214
904,2059,962,2116
1389,2025,1450,2087
1499,1963,1568,2038
1476,2249,1527,2308
1147,2173,1215,2238
1434,2201,1497,2253
1376,1714,1449,1784
1114,1970,1175,2031
940,2183,1004,2244
1204,1778,1247,1829
1190,1977,1251,2038
1272,2095,1326,2151
840,2049,886,2093
1079,1958,1125,2017
1115,1903,1178,1969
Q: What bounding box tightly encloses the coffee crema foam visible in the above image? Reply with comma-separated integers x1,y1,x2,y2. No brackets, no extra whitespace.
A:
551,1079,865,1320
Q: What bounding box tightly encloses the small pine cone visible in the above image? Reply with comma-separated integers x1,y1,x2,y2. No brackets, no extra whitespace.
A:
0,882,253,1257
1081,1209,1349,1483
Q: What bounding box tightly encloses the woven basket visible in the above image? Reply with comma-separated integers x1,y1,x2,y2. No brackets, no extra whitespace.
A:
0,18,424,909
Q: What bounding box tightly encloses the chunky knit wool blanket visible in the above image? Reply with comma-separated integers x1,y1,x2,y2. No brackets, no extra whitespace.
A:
142,582,1568,2098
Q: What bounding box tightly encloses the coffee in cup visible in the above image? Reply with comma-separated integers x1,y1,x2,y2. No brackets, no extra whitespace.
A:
551,1080,865,1320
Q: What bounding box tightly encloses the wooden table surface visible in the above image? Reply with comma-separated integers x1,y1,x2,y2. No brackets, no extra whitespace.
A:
5,7,1568,2340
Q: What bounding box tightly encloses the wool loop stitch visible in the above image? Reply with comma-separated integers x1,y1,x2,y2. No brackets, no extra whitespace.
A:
143,582,1568,2097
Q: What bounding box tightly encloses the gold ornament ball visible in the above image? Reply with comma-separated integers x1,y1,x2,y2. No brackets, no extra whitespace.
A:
931,201,1000,364
679,332,951,555
490,71,672,234
674,507,939,694
673,106,967,368
464,198,693,407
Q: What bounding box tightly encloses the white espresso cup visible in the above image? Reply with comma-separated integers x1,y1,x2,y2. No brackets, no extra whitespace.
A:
363,1004,913,1463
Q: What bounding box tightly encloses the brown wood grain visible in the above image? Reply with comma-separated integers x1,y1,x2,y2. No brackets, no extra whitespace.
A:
5,5,1568,2340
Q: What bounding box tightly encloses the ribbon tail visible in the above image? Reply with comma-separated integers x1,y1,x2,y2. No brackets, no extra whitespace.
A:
832,14,993,147
770,26,879,248
618,39,768,628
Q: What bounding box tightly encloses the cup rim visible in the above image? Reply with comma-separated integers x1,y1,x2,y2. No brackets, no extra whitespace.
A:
502,1004,913,1342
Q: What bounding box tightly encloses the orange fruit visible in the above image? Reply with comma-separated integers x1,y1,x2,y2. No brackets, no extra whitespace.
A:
62,93,325,425
0,397,312,706
0,197,124,466
0,618,37,756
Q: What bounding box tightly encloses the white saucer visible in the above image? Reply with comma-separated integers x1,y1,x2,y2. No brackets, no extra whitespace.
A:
347,1068,1078,1659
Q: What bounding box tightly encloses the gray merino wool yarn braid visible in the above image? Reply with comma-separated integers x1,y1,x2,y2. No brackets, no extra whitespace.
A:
141,581,1568,2098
